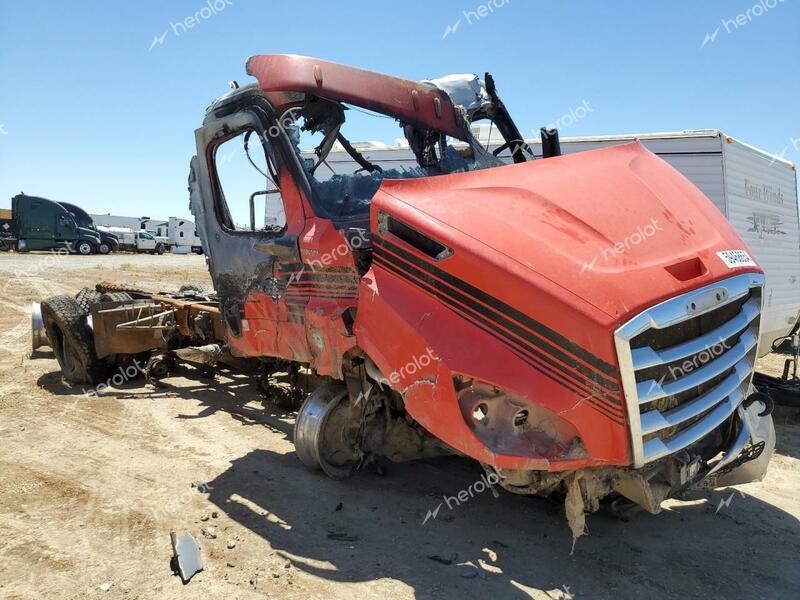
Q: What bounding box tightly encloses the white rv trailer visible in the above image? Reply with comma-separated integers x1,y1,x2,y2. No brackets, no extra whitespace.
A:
304,129,799,355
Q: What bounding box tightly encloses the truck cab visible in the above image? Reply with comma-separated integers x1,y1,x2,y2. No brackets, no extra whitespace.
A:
185,55,775,527
11,193,101,254
58,201,118,254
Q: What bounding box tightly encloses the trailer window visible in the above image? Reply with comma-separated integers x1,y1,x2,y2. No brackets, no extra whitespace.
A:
213,129,287,233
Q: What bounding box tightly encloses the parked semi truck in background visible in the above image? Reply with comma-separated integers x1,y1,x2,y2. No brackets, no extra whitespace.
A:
3,194,103,254
58,202,118,254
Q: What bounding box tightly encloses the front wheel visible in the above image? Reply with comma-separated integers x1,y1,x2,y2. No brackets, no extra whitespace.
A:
294,381,360,479
76,241,94,255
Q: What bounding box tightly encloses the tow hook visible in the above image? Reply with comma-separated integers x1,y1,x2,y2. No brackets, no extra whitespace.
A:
743,391,774,417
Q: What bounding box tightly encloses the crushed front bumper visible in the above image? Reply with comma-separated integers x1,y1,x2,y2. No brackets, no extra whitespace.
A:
695,387,776,489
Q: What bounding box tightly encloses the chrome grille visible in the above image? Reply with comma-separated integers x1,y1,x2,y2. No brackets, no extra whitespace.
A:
614,273,763,467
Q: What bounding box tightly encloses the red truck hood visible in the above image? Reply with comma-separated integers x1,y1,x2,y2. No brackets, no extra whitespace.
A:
376,142,759,320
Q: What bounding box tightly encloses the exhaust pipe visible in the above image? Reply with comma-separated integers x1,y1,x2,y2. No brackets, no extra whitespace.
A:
541,127,562,158
31,302,48,352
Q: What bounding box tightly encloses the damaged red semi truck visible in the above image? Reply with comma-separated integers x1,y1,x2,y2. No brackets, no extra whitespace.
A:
34,55,776,533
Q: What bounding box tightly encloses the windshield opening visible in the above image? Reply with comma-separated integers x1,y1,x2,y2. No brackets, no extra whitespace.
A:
280,96,504,220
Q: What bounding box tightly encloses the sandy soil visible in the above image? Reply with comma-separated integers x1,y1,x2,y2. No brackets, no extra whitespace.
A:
0,252,798,600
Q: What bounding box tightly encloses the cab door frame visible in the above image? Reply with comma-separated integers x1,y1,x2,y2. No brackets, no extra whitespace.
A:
189,89,308,358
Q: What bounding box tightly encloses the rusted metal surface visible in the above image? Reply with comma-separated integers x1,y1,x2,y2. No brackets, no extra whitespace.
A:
92,300,170,357
91,284,223,357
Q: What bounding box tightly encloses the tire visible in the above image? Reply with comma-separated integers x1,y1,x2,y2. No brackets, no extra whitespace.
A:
40,295,110,385
99,292,133,303
75,287,103,314
98,242,111,255
178,284,204,295
76,241,93,255
0,239,10,252
156,243,165,255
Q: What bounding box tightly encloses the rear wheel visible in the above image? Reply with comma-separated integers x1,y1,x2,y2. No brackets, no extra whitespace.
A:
40,295,111,384
99,292,133,303
177,283,205,296
75,287,103,314
98,242,111,255
156,243,165,255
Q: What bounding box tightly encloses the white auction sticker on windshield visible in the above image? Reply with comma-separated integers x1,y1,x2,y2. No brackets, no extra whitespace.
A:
717,250,757,269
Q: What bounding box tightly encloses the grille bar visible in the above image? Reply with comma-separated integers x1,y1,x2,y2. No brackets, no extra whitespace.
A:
636,326,758,404
642,385,746,462
615,272,764,467
631,298,760,370
640,359,752,436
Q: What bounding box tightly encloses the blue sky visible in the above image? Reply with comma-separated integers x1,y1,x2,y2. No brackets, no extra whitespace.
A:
0,0,798,217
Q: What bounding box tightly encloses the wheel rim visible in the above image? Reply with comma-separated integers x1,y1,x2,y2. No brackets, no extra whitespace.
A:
294,386,355,479
79,243,91,255
99,243,109,254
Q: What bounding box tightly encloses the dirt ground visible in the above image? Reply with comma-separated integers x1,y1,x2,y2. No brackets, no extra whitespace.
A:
0,252,798,600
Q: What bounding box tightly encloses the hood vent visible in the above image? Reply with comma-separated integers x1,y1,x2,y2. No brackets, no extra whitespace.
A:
378,212,452,261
